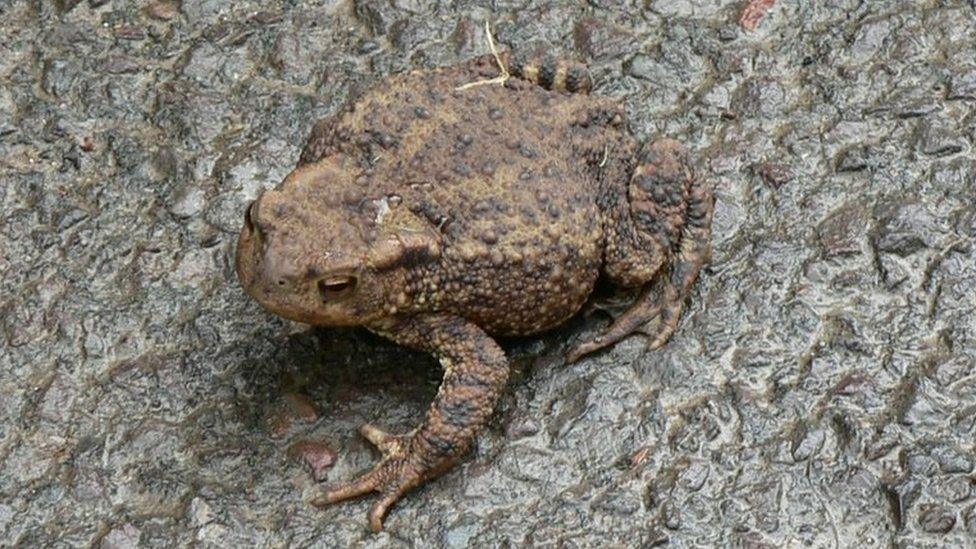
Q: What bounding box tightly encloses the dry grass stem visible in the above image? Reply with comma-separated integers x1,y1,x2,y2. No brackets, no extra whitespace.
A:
455,21,510,91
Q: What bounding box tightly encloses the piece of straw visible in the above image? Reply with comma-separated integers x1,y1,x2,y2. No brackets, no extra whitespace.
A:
455,21,510,91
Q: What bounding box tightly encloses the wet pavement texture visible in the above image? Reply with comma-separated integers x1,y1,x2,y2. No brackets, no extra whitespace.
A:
1,0,975,547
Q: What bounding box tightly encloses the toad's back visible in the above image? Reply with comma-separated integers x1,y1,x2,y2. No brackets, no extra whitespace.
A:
299,54,631,335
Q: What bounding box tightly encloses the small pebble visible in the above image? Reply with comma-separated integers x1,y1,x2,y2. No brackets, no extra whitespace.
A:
145,0,179,21
288,440,337,482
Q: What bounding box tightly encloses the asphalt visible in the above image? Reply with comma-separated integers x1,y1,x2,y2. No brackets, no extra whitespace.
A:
1,1,974,547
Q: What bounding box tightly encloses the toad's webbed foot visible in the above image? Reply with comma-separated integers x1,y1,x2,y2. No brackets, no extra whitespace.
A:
566,281,684,363
312,424,433,532
568,139,713,363
313,314,509,531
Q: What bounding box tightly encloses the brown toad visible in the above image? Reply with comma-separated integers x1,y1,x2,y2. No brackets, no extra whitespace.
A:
235,51,713,531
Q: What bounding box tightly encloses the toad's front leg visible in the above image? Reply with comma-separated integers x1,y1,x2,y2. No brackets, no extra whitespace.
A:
312,314,509,531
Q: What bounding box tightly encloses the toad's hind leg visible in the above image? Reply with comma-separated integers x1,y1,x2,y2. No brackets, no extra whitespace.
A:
567,139,713,363
505,52,592,94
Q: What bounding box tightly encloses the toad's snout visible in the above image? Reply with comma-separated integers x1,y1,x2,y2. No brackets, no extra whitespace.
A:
259,247,307,291
238,195,300,290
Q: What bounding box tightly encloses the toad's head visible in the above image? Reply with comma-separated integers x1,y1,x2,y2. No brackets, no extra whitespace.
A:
235,158,440,326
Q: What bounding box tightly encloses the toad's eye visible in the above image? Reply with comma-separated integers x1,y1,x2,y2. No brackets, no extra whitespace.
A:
318,276,357,301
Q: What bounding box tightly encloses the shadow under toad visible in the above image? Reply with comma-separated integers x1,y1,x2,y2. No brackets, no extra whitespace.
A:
246,317,600,430
229,278,635,474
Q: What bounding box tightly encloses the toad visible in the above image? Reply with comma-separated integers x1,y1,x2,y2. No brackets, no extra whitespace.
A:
235,51,713,531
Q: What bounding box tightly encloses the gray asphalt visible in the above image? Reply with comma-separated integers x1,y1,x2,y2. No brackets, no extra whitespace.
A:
1,1,974,547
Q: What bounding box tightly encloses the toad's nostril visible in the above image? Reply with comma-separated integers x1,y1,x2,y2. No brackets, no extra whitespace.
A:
277,279,286,287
